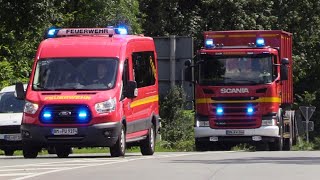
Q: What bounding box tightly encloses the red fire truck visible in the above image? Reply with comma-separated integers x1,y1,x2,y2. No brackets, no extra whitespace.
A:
185,30,296,151
15,27,160,158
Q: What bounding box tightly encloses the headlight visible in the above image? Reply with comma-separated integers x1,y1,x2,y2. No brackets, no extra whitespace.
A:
24,101,39,114
95,98,116,114
261,119,276,126
196,120,209,127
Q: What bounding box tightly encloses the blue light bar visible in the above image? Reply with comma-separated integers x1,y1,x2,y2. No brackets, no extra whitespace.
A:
247,106,254,115
205,39,214,48
216,107,224,115
256,38,265,47
116,28,128,35
46,28,59,38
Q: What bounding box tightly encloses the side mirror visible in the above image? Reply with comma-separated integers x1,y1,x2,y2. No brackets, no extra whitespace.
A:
15,82,25,100
125,81,138,98
184,59,191,67
184,66,192,82
280,64,288,80
281,58,289,65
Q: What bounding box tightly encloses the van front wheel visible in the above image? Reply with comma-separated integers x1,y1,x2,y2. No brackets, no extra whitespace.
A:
110,125,126,157
140,124,155,155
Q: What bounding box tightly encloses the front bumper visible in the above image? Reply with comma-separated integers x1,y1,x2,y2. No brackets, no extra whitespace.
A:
21,122,121,148
195,126,279,142
0,125,22,150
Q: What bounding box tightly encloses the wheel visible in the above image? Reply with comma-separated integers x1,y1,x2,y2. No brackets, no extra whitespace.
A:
195,139,207,151
269,137,283,151
23,145,39,158
4,149,14,156
47,146,56,154
140,124,156,155
55,146,71,158
110,124,126,157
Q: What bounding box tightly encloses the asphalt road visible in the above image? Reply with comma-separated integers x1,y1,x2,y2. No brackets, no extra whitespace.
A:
1,151,320,180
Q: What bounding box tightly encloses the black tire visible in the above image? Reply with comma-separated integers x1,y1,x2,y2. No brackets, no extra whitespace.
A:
140,124,155,155
23,145,39,159
195,139,207,151
4,149,14,156
47,146,56,154
110,125,126,157
269,137,283,151
55,146,71,158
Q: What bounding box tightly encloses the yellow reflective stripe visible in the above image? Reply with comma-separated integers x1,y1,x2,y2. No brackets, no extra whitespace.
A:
195,97,281,104
130,95,159,108
210,35,226,38
260,34,279,37
229,34,256,38
149,56,157,79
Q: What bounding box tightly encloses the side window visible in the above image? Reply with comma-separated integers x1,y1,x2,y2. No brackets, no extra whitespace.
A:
132,51,156,88
273,55,278,81
121,59,129,99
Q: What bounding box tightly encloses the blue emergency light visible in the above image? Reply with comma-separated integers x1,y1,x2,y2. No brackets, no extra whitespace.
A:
46,28,60,38
41,109,53,122
205,39,214,48
216,106,224,115
115,27,128,35
77,108,90,122
256,38,265,47
247,106,254,115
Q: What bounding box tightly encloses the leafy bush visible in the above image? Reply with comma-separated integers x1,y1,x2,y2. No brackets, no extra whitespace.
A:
231,143,256,152
159,86,194,151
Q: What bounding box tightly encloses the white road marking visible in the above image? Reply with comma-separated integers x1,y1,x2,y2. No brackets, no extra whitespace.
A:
0,151,234,180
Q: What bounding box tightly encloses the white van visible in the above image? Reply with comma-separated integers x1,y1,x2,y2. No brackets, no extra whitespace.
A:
0,84,26,156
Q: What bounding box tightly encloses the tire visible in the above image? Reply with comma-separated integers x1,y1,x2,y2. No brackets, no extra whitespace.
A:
269,137,283,151
55,146,71,158
47,146,56,154
110,124,126,157
195,139,207,151
140,124,155,155
23,145,39,159
4,149,14,156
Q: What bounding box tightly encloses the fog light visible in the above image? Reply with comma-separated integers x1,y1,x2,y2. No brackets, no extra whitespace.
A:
22,130,31,138
252,136,262,141
104,130,112,136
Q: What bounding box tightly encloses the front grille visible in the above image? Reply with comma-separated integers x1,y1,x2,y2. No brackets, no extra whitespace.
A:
39,104,92,124
0,125,20,134
210,98,260,128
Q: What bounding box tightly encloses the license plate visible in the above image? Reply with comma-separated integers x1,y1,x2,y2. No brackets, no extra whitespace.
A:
4,134,22,141
52,128,78,135
226,130,244,135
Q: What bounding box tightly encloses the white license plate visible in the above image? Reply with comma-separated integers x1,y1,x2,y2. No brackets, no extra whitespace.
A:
226,130,244,135
52,128,78,135
4,134,22,141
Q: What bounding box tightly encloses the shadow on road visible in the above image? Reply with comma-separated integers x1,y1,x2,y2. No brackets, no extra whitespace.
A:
170,156,320,165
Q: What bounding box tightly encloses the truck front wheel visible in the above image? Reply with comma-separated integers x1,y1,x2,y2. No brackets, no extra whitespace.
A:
195,139,207,151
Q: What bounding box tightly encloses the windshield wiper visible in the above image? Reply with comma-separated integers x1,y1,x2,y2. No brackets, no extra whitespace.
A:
226,79,258,84
33,84,57,91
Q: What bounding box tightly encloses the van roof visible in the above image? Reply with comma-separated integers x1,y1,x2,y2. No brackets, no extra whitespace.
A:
1,84,27,93
38,35,154,59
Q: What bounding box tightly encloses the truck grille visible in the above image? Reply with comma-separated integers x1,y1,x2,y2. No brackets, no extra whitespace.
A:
210,99,260,129
39,104,92,124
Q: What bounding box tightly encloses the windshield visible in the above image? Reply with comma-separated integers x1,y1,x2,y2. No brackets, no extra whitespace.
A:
198,54,275,86
0,92,25,113
33,58,118,91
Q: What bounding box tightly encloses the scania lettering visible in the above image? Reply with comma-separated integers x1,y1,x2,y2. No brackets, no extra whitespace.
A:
185,30,297,151
220,88,249,94
15,27,160,158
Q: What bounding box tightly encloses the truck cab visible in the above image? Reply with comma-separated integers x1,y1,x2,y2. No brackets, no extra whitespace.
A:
186,30,295,151
16,27,160,158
